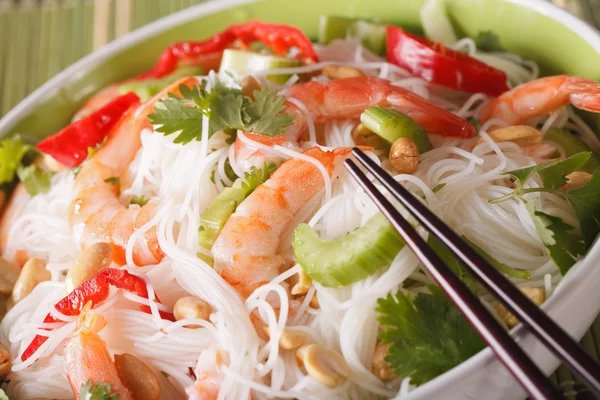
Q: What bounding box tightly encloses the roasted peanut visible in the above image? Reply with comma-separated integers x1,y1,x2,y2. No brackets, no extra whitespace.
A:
351,123,386,148
0,344,10,377
291,269,313,296
389,138,419,174
296,344,349,387
560,171,592,191
173,296,212,328
372,343,395,381
480,125,542,147
322,65,364,80
264,327,306,350
309,293,320,309
12,258,50,304
0,257,21,294
496,286,545,328
241,76,261,99
66,243,113,294
115,353,160,400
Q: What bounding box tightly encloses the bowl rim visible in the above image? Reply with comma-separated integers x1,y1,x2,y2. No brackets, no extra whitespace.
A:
1,0,600,397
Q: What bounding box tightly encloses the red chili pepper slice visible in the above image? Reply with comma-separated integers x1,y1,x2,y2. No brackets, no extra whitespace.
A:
386,26,509,97
137,21,318,80
36,92,140,168
21,268,173,362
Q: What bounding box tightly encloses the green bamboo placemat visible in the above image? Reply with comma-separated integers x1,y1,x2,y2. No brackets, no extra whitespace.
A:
1,0,600,397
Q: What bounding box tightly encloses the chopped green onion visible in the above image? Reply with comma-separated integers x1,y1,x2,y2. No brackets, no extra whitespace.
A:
293,213,405,287
218,50,299,84
318,15,387,55
118,65,204,101
360,106,433,153
544,128,600,173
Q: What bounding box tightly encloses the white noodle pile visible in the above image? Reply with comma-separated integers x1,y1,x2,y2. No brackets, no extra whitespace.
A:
0,38,592,400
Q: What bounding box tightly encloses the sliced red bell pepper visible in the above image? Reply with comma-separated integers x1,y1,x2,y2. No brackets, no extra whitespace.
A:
21,268,174,362
36,92,140,168
386,26,509,97
137,21,318,80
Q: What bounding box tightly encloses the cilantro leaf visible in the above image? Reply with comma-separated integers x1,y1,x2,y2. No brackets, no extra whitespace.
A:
243,87,295,136
0,136,32,185
474,31,505,52
563,168,600,248
16,165,52,196
148,78,294,144
130,194,149,207
505,152,591,192
527,201,585,275
79,379,120,400
104,177,120,185
377,287,485,385
149,95,206,144
241,161,278,197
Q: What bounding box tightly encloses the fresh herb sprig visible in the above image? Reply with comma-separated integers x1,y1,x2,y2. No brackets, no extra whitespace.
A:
491,152,599,273
79,379,120,400
148,78,294,144
377,287,485,385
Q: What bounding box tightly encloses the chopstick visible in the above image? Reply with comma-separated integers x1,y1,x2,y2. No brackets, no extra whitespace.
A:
344,148,600,400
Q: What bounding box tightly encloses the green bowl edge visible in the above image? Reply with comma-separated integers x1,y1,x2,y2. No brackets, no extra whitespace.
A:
2,0,600,141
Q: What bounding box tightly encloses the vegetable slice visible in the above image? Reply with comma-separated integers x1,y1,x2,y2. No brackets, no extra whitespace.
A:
544,128,600,173
218,49,299,84
318,15,387,55
138,21,318,80
419,0,457,44
386,26,509,96
198,162,277,263
293,213,405,287
360,106,433,153
36,92,140,167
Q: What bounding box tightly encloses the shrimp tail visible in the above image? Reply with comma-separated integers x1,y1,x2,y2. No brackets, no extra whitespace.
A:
567,77,600,112
65,309,133,399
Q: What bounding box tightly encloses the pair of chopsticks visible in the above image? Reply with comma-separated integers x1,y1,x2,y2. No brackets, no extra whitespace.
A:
344,148,600,400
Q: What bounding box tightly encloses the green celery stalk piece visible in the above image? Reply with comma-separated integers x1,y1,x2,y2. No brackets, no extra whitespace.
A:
361,106,433,153
318,15,387,55
293,213,405,287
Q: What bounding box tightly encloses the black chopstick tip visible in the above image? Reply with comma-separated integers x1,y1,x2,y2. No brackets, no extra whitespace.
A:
351,147,365,157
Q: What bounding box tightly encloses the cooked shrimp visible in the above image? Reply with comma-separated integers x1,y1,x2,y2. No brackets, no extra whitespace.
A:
186,371,222,400
70,77,198,265
65,306,133,399
481,75,600,126
212,147,351,298
72,85,122,122
0,183,29,265
235,76,474,170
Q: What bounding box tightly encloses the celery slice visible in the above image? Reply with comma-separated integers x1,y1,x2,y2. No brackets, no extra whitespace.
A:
360,106,433,153
198,162,277,264
420,0,457,44
293,213,405,287
318,15,387,56
118,65,204,101
219,50,299,84
545,128,600,173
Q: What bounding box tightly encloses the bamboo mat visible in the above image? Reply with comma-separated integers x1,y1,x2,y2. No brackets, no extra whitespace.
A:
1,0,600,398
